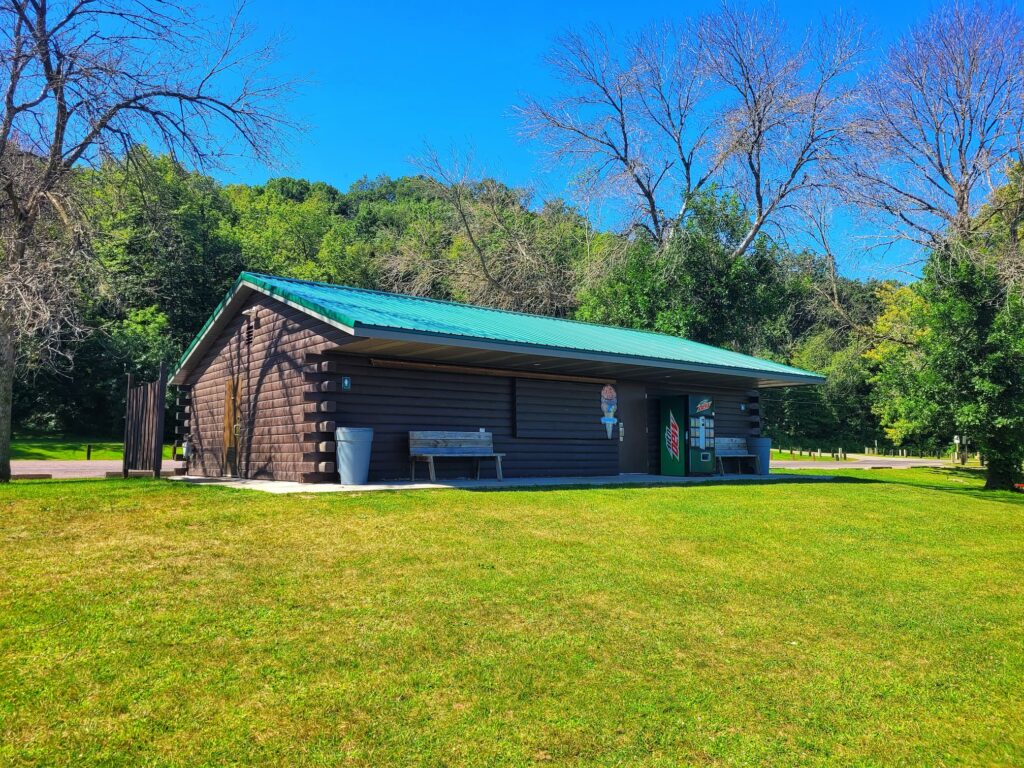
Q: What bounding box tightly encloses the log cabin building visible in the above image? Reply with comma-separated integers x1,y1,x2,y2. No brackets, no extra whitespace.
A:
170,272,823,483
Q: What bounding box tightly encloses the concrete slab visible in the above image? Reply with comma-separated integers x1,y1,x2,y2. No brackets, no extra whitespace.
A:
170,472,834,494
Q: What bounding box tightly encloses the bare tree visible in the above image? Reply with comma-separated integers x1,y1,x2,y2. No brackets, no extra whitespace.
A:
846,2,1024,258
700,5,863,256
518,3,863,254
847,2,1024,490
0,0,292,481
378,151,582,317
518,24,714,243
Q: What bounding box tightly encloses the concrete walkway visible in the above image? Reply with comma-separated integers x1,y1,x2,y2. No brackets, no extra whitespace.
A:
171,472,833,494
9,456,946,481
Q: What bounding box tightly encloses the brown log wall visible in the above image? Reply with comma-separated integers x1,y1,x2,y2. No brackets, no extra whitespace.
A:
181,294,347,482
305,352,619,481
180,294,763,483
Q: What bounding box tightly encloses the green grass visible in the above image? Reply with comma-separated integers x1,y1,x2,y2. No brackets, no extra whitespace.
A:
10,436,174,461
771,449,852,462
2,470,1023,766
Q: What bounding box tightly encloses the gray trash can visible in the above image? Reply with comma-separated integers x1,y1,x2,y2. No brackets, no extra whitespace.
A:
335,427,374,484
747,437,772,476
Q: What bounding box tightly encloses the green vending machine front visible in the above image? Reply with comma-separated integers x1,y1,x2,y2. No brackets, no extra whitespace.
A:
686,395,716,474
659,396,688,476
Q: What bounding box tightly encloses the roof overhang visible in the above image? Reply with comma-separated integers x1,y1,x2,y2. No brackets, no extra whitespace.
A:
171,277,825,388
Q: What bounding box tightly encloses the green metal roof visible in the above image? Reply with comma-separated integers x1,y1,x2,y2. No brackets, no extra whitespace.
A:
172,271,825,385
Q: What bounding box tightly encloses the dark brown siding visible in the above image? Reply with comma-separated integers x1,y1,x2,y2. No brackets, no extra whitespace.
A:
514,379,609,440
182,294,345,482
182,295,764,483
307,352,618,480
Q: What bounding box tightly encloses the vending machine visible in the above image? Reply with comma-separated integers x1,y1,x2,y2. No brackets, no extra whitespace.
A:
659,396,687,476
686,395,716,474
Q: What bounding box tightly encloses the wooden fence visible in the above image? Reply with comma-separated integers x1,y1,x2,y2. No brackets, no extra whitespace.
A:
122,362,167,478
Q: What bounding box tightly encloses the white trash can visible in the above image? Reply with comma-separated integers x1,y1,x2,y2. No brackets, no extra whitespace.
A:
335,427,374,484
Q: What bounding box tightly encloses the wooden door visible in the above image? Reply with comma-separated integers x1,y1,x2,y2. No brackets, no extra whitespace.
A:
223,376,241,476
617,381,649,473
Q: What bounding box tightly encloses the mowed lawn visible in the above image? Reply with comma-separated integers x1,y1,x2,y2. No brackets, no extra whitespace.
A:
2,471,1023,766
10,437,174,461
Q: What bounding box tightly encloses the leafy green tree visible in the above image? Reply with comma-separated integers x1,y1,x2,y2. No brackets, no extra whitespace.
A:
763,329,882,451
83,151,243,342
866,254,1024,487
575,191,800,352
13,306,180,437
921,254,1024,486
223,179,344,280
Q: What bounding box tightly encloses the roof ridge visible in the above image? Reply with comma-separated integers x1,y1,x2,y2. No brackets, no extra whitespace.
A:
241,271,788,368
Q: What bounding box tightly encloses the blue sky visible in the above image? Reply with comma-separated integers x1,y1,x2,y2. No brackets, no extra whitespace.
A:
210,0,941,279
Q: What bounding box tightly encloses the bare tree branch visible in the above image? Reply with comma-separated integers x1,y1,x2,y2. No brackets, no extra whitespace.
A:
518,3,864,255
845,2,1024,259
0,0,294,481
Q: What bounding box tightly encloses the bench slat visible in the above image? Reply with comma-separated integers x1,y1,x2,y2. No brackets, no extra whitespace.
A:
410,436,492,446
409,430,495,457
409,430,505,482
409,431,493,441
411,447,498,457
716,436,756,458
715,437,749,448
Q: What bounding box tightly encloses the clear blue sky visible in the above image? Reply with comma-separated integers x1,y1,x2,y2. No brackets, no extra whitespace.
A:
211,0,940,279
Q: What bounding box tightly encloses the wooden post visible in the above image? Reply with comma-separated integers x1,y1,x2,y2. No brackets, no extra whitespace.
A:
152,362,167,479
122,372,134,479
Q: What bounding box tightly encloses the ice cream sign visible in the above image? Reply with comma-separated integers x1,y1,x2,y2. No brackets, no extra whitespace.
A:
600,385,618,438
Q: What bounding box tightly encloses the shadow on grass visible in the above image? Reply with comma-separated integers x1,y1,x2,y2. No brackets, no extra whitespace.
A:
10,469,1022,506
10,437,123,461
421,474,874,495
810,466,1024,504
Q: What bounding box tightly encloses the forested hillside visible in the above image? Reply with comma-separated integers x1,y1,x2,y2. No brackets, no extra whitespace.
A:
13,150,887,451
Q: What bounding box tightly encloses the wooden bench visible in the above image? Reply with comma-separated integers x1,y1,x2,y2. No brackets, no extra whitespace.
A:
409,430,505,482
715,437,760,475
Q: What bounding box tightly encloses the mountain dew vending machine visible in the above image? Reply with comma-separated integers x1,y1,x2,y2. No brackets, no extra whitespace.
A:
660,395,716,475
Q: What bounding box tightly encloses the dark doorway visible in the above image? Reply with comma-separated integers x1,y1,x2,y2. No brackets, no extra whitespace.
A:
617,381,648,473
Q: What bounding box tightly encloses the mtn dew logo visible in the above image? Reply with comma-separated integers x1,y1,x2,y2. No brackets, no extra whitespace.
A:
695,397,713,414
665,410,680,461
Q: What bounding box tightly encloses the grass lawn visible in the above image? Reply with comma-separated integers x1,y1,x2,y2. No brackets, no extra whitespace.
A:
11,436,174,461
771,449,852,462
2,470,1022,766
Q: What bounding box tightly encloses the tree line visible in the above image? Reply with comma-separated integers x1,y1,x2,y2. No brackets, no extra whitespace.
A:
1,0,1022,488
1,149,938,458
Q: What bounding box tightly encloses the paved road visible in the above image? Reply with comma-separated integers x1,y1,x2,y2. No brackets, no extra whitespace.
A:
773,456,947,471
9,456,947,480
10,460,122,478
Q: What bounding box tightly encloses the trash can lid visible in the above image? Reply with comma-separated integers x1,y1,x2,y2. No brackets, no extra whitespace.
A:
335,427,374,439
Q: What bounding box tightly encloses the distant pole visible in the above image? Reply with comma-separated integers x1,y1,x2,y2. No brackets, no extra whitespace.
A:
122,372,134,479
